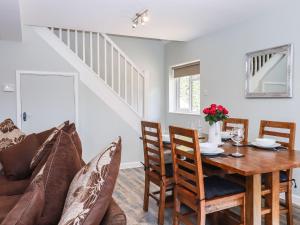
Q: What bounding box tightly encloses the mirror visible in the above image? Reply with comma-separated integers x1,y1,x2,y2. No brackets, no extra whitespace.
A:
245,44,293,98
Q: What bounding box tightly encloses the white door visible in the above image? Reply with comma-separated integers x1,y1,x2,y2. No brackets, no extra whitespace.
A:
19,73,77,133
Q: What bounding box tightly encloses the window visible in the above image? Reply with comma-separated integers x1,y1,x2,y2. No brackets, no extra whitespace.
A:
171,61,200,113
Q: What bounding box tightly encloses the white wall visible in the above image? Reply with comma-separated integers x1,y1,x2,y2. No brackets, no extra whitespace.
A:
0,26,165,165
165,2,300,197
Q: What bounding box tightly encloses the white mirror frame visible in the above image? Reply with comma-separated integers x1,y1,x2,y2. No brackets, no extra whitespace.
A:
245,44,293,98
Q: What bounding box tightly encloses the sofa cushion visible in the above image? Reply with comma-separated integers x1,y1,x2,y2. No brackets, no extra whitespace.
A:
0,195,21,223
100,199,126,225
0,134,40,180
30,121,69,170
0,166,45,225
37,130,82,225
0,174,30,196
0,119,25,150
58,137,121,225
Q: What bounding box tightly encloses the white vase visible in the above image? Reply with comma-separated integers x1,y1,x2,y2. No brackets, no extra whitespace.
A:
208,121,222,145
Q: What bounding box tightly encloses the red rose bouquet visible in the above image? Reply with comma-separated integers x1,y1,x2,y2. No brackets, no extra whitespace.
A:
203,104,229,125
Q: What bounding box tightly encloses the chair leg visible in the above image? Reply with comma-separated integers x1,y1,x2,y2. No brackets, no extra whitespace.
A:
240,197,246,225
196,206,206,225
173,187,180,225
285,189,294,225
143,174,150,212
158,181,166,225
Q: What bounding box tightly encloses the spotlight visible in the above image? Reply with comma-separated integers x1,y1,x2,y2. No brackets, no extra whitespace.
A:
131,9,149,29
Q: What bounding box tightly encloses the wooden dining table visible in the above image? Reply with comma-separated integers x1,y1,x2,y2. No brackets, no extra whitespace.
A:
199,143,300,225
140,133,300,224
160,140,300,225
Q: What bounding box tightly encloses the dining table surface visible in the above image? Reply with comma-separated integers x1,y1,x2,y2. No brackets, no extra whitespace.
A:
159,137,300,225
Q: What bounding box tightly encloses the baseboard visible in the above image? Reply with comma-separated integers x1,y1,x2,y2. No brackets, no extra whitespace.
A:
120,161,142,170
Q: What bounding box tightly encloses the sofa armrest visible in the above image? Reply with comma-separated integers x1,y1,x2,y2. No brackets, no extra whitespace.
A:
0,174,30,196
100,199,126,225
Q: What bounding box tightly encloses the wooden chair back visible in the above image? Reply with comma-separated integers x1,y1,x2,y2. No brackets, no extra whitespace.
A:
259,120,296,151
141,121,166,177
169,126,205,206
223,118,249,143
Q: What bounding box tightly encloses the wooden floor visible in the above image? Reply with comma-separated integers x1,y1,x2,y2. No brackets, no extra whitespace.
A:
113,167,300,225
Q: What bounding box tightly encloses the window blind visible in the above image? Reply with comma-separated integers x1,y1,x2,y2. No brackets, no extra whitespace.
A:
173,61,200,78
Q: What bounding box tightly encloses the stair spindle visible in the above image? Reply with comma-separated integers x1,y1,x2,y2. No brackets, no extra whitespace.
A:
104,39,107,83
82,31,86,63
90,32,93,69
75,30,78,55
111,45,114,89
118,53,121,95
97,33,100,76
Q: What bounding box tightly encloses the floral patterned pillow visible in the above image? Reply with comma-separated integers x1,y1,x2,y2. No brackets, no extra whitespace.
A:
0,119,25,172
58,137,121,225
0,118,25,150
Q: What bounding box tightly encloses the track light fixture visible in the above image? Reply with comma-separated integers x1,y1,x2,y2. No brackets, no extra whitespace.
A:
132,9,149,29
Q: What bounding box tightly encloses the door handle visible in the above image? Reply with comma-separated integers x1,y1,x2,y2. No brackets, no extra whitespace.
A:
22,112,27,122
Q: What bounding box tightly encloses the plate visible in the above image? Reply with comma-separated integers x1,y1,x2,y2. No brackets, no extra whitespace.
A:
201,147,224,155
251,142,281,149
221,132,233,139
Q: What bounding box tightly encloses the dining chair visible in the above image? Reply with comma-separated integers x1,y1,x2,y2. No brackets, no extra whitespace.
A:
223,117,249,144
259,120,296,225
141,121,174,225
169,126,246,225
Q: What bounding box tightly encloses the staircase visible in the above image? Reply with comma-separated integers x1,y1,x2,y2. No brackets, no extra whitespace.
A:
249,53,285,92
34,26,147,132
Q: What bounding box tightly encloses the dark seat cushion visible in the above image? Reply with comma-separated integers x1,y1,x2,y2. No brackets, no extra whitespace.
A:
227,171,289,187
204,175,245,200
262,171,289,183
165,163,173,177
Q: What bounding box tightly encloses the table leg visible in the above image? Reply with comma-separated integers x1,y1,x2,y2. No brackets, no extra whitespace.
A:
246,174,262,225
265,171,280,225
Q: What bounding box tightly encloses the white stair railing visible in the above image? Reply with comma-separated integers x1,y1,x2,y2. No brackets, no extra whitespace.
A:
49,27,145,117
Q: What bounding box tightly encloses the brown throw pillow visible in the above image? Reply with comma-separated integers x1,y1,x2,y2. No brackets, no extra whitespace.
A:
1,165,46,225
63,123,82,158
0,119,25,150
0,134,40,180
36,127,56,145
30,121,69,170
58,137,121,225
37,130,82,225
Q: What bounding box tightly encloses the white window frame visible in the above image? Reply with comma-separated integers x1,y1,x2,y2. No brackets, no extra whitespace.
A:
169,60,200,115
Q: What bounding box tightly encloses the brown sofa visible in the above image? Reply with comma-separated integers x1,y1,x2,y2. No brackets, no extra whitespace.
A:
0,122,126,225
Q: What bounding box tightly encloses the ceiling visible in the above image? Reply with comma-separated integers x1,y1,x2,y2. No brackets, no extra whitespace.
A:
20,0,287,41
1,0,287,42
0,0,22,41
